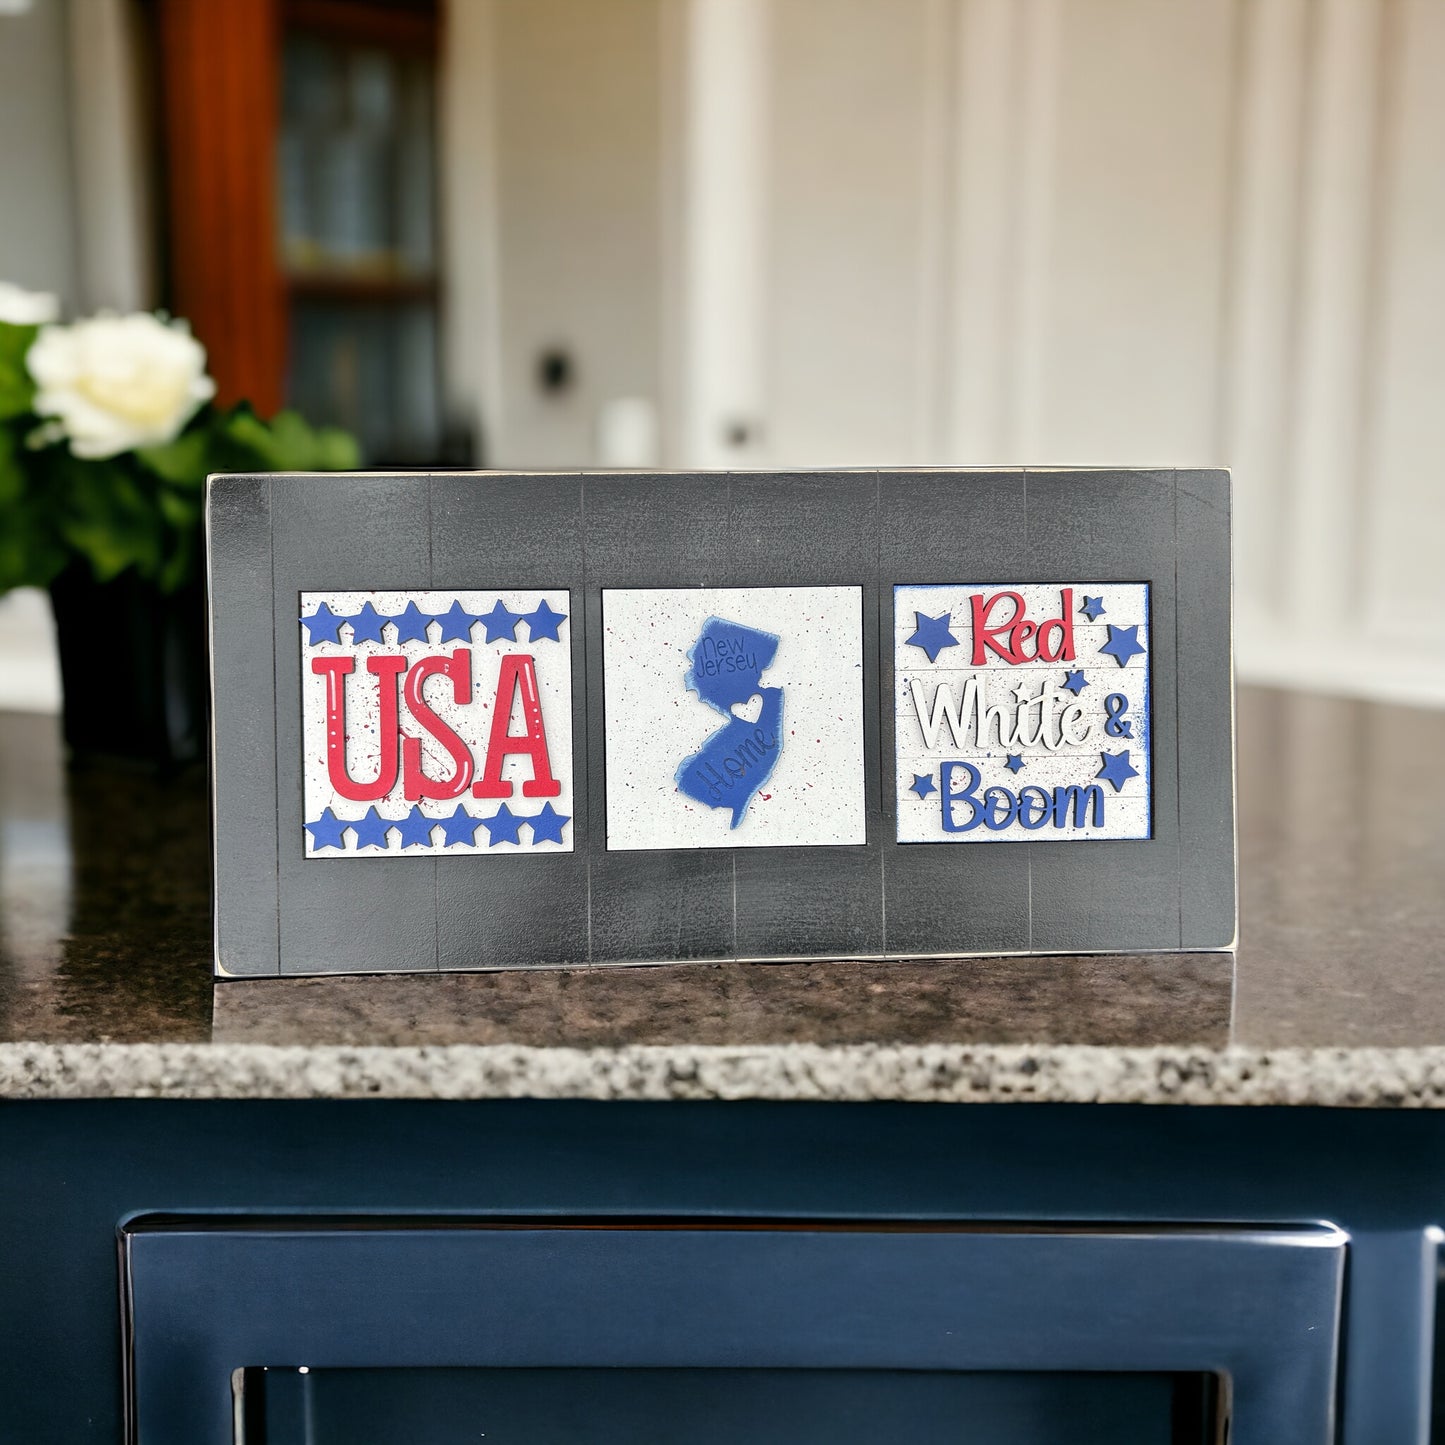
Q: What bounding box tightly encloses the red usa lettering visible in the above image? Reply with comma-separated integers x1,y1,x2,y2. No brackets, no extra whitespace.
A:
310,648,561,804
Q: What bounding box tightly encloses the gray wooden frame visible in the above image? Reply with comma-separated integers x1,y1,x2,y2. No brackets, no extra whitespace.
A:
122,1218,1341,1445
207,469,1235,975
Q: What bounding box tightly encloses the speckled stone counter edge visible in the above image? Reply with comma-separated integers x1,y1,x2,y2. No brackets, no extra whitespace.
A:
3,1042,1445,1107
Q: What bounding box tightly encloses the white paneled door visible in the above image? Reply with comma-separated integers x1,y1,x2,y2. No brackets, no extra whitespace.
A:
666,0,1445,705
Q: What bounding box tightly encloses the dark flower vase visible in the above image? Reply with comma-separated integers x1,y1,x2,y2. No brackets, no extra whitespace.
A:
48,565,208,771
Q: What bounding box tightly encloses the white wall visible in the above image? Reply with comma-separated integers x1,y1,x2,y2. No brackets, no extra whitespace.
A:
0,0,78,305
660,0,1445,706
760,0,941,466
65,0,155,313
0,0,153,714
0,0,74,713
1352,0,1445,696
446,0,664,469
0,0,152,314
452,0,1445,702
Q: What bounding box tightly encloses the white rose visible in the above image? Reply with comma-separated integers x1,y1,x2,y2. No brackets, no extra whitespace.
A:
27,312,217,459
0,281,60,326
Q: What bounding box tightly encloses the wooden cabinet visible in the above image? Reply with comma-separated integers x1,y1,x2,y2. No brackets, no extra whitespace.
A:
153,0,448,462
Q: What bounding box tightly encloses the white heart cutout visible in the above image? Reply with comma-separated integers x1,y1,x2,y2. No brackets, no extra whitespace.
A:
731,693,764,724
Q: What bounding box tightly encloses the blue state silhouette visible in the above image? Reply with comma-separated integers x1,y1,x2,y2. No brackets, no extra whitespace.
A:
675,616,784,829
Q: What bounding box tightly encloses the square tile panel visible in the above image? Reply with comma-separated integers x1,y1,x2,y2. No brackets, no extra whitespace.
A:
299,588,574,859
602,586,866,850
894,582,1151,843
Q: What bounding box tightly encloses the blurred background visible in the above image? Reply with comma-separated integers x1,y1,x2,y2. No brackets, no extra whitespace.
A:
0,0,1440,710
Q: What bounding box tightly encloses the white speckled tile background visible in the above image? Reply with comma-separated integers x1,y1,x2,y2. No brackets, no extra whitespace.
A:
602,586,866,850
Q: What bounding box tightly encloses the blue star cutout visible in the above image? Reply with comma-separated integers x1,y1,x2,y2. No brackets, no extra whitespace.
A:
351,805,393,849
392,600,433,644
439,805,482,847
433,600,478,644
909,773,936,800
522,599,567,643
478,599,521,644
1079,595,1106,621
344,601,389,645
1062,668,1088,696
1099,623,1145,668
1005,754,1025,774
1096,749,1139,792
481,803,524,846
528,802,570,844
301,602,346,646
905,611,959,664
304,807,349,850
395,805,437,848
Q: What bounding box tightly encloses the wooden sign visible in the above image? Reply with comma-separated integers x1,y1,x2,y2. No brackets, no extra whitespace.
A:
208,469,1234,976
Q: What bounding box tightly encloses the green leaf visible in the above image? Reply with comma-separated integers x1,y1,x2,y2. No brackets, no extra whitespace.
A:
216,407,282,466
311,425,361,470
0,423,23,506
56,459,164,583
0,393,357,597
0,426,67,591
57,518,132,582
136,425,213,487
0,497,65,590
156,484,200,531
157,522,196,594
0,322,38,422
262,410,314,466
214,405,361,472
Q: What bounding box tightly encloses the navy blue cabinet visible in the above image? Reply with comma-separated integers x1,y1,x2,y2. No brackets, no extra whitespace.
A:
123,1219,1341,1443
2,1100,1443,1441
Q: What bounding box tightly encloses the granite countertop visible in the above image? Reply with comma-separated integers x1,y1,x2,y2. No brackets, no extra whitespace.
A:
2,687,1443,1105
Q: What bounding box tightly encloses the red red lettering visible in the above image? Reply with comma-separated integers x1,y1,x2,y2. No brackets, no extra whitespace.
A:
310,654,407,801
970,591,1030,665
970,588,1076,665
1035,588,1075,662
401,649,475,801
472,654,561,799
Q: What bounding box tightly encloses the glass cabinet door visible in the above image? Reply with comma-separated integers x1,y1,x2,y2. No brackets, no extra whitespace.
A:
278,19,446,465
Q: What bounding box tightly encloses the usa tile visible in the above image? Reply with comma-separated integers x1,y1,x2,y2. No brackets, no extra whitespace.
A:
299,588,574,858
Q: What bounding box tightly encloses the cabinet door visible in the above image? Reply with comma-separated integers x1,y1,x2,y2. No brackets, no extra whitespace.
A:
245,1364,1213,1444
122,1219,1344,1445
